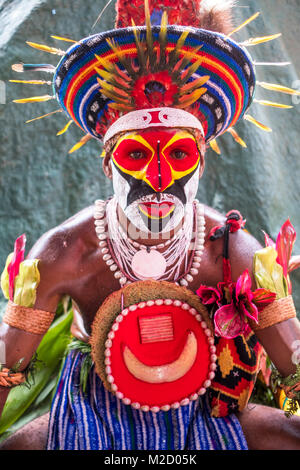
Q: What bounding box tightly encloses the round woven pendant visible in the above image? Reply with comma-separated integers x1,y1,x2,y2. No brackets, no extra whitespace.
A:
131,249,167,280
90,281,216,412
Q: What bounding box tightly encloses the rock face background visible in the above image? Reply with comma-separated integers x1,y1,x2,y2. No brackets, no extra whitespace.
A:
0,0,300,313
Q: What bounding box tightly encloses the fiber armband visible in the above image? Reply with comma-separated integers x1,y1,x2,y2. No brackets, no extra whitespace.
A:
250,295,296,331
3,301,55,335
0,367,25,388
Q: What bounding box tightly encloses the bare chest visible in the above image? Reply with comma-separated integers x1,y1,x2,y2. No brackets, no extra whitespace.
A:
67,237,225,333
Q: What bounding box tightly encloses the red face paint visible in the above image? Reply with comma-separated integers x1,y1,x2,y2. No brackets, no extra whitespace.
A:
112,129,201,193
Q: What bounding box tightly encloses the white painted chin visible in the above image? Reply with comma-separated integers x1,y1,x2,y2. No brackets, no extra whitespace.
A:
126,195,185,235
111,163,200,236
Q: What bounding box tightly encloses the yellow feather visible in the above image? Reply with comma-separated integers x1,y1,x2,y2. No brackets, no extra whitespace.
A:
25,109,62,123
97,78,131,104
51,35,77,43
168,30,191,67
13,95,54,103
68,134,92,154
209,139,221,155
95,66,114,82
179,76,210,94
257,81,300,96
180,58,203,85
253,99,293,109
105,38,135,77
240,33,281,47
57,120,73,136
144,0,155,67
97,78,129,99
100,149,106,158
244,114,272,132
131,18,146,70
159,10,168,43
94,54,115,73
9,79,52,85
26,41,65,56
108,102,134,112
177,87,207,108
227,12,260,37
227,128,247,148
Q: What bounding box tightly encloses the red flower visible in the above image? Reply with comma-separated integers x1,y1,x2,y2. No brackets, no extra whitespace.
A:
214,303,247,339
214,269,275,339
262,230,275,248
7,234,26,301
264,219,297,294
196,285,222,305
235,269,258,323
132,71,179,108
276,218,296,280
252,288,276,312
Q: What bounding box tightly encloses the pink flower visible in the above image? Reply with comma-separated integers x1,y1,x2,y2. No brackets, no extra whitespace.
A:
7,234,26,301
252,288,277,312
214,270,275,339
196,285,222,305
263,219,297,294
276,219,296,290
262,230,275,248
214,303,247,339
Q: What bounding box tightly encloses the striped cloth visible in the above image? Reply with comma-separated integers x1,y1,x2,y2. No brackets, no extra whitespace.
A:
46,351,248,450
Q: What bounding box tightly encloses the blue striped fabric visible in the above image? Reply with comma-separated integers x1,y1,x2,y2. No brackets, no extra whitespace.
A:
46,351,248,450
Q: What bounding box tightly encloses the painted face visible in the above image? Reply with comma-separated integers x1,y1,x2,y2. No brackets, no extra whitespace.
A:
111,128,202,234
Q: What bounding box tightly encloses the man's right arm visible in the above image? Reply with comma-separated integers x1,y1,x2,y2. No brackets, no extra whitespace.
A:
0,226,68,417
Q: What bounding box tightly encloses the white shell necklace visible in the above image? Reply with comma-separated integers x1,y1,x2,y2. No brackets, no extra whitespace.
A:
94,197,205,288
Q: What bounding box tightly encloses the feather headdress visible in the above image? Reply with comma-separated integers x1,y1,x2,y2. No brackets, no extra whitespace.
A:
11,0,299,153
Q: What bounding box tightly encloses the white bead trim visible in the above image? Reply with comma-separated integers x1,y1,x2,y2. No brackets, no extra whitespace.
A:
103,298,216,412
94,199,206,289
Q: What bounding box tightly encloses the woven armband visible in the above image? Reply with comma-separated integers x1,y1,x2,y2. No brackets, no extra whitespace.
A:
250,295,296,331
0,368,25,388
3,301,55,335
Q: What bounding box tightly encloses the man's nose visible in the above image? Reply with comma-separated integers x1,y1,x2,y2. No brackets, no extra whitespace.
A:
145,152,173,192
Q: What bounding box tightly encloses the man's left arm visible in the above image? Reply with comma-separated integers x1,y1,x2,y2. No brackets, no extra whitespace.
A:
230,228,300,378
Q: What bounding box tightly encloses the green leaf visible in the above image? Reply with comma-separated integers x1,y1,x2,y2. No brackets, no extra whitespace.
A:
0,374,57,445
253,246,288,298
0,253,13,300
0,309,73,435
13,259,40,308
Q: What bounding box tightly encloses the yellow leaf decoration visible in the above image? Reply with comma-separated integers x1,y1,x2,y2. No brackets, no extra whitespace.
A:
227,12,260,37
0,253,14,300
13,259,40,308
253,246,288,299
209,139,221,155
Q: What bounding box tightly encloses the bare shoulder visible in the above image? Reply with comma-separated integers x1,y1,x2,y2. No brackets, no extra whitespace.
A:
28,205,97,263
203,204,262,282
27,205,98,310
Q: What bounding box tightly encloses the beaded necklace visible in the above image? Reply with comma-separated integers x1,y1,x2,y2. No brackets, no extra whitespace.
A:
94,197,205,287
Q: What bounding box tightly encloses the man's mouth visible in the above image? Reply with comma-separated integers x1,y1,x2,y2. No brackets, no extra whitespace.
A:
138,201,175,220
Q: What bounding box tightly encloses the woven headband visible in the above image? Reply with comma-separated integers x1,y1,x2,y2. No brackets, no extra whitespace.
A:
103,107,205,144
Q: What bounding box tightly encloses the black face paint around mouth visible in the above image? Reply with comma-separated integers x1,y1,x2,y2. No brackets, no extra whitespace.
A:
139,206,174,233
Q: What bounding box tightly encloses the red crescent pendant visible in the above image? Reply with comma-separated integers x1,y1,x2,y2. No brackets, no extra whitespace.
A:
131,249,167,280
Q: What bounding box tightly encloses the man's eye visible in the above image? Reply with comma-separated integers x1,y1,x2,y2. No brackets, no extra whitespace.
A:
170,149,187,160
129,150,146,159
